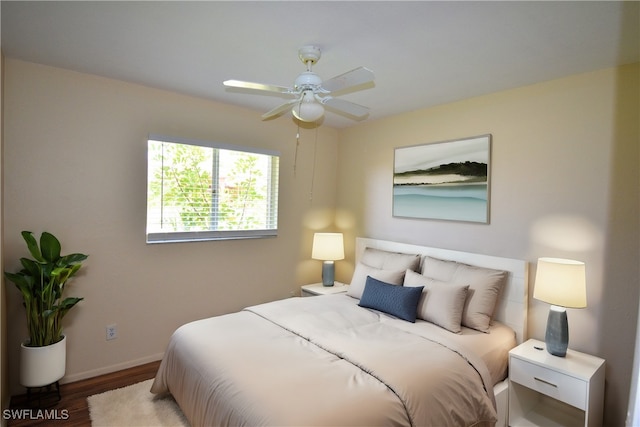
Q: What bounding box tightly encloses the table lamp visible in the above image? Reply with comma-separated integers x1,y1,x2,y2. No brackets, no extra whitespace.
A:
311,233,344,287
533,257,587,357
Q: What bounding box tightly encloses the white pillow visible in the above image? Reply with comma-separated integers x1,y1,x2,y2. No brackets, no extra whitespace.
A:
347,262,406,300
403,270,469,333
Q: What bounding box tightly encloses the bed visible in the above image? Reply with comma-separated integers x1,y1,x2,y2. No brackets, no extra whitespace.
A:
151,237,529,426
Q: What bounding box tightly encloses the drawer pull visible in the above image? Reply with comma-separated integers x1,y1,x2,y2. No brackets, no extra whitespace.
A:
534,377,558,388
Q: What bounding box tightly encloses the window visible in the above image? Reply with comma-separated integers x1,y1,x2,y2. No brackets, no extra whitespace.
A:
146,135,279,243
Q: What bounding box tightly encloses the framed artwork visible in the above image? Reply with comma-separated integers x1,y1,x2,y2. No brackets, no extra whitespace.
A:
393,134,491,223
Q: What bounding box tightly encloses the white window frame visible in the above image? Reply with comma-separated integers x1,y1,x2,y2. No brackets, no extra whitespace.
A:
146,134,279,244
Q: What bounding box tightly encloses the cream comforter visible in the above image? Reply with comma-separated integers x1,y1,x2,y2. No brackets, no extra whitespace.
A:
151,295,497,426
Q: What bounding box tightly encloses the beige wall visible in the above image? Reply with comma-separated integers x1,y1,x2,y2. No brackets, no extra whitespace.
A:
2,59,339,394
336,64,639,425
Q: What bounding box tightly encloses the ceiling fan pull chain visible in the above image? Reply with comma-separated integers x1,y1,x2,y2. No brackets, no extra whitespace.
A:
309,126,318,204
293,124,301,177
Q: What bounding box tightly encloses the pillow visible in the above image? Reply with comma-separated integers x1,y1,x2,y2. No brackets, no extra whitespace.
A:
420,255,508,332
403,270,469,333
358,276,423,322
347,262,405,299
452,263,508,332
421,255,460,281
360,247,421,272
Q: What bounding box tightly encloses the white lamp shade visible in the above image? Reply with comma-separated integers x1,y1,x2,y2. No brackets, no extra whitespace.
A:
311,233,344,261
292,91,324,122
533,257,587,308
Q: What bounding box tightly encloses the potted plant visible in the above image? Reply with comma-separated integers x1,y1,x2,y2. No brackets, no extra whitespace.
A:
4,231,88,388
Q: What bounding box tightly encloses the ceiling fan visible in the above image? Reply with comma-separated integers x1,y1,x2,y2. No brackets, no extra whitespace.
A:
223,46,375,123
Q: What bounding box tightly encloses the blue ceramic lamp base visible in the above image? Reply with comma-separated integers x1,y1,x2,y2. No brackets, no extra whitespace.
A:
322,261,335,287
545,305,569,357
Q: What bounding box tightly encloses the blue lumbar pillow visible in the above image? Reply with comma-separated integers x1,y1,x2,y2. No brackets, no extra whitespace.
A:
358,276,424,322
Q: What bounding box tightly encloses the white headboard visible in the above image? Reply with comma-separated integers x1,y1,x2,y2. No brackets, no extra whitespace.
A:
356,237,529,344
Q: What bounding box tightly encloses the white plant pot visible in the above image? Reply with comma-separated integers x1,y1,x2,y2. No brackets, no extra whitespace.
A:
20,335,66,388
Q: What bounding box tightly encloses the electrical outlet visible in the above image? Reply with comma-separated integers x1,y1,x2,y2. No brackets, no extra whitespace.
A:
106,324,117,341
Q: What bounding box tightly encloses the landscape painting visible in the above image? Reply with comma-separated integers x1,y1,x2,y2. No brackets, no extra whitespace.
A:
393,135,491,223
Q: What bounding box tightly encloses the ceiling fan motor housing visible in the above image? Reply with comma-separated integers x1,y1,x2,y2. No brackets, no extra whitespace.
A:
294,71,322,91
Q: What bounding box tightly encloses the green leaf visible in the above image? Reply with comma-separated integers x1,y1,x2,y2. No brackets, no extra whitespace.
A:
58,253,89,266
20,258,42,278
58,297,83,310
21,231,44,262
40,232,61,263
4,271,34,300
51,266,74,284
56,297,83,320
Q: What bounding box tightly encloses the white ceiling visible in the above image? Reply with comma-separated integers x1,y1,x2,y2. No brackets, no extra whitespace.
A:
2,1,639,128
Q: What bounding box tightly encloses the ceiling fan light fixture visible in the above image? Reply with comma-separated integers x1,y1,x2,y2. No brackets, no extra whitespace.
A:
292,91,324,122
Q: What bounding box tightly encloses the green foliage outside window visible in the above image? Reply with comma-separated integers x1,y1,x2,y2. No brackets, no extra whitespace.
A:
147,138,278,242
148,142,213,231
218,153,265,230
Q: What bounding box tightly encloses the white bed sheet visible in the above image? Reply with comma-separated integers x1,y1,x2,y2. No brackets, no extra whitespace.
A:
383,307,516,385
152,294,508,426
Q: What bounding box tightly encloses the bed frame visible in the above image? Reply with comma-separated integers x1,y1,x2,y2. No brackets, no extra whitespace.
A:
356,237,529,427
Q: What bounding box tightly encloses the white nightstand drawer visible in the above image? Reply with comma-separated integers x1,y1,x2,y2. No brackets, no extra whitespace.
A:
511,357,587,410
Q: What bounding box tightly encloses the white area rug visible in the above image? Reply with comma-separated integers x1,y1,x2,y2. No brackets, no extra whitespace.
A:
87,379,189,426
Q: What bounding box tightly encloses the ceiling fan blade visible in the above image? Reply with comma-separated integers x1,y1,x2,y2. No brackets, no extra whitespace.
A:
261,99,299,120
320,97,370,119
321,67,375,93
224,79,295,96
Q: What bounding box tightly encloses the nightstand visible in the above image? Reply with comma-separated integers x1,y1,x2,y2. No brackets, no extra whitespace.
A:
301,282,349,297
508,339,605,427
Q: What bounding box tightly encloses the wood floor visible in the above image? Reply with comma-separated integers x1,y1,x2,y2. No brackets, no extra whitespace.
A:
6,360,161,427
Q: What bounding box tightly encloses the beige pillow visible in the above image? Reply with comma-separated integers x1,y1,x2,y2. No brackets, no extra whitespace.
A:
421,255,459,281
421,255,508,332
403,270,469,333
452,263,507,332
361,247,421,272
347,262,406,300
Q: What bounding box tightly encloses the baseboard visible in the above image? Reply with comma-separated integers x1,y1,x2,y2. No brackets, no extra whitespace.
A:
60,352,164,384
